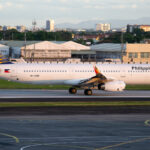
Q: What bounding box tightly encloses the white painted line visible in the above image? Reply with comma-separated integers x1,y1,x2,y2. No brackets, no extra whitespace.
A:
20,144,43,150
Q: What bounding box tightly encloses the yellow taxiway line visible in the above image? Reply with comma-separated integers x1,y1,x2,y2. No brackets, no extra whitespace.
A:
0,132,19,143
144,120,150,126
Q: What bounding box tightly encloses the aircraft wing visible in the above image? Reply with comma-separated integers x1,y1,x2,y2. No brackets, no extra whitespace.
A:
78,66,108,87
65,66,126,92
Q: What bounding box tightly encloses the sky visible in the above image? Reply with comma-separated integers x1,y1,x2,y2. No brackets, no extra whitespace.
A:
0,0,150,27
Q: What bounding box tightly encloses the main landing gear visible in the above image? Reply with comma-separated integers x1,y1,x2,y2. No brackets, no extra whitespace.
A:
69,87,77,94
69,87,93,95
84,89,92,96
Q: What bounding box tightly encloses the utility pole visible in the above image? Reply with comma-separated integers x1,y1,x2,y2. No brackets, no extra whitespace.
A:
121,30,124,63
24,32,27,60
30,42,35,63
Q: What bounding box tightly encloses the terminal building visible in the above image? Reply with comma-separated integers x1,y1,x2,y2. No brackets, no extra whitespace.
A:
123,44,150,63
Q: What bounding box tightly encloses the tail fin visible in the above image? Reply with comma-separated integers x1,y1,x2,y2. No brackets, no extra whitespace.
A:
93,66,107,80
94,66,101,75
0,55,13,64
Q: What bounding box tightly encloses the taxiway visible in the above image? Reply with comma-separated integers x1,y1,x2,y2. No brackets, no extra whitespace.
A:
0,115,150,150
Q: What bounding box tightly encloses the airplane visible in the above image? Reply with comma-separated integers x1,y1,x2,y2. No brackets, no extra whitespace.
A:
0,57,150,95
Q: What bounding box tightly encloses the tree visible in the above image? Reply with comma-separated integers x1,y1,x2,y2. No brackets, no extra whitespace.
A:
0,30,72,41
0,32,3,40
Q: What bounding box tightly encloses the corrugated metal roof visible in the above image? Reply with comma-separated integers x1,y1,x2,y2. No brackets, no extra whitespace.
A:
21,41,70,50
0,44,9,49
0,41,90,51
0,41,39,47
61,41,90,50
90,43,126,52
52,41,66,44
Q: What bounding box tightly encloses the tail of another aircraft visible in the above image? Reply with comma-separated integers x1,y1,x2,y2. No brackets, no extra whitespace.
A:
0,55,13,64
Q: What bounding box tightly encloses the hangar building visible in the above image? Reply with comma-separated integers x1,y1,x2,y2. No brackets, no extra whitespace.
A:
0,41,91,62
0,44,9,57
90,43,126,62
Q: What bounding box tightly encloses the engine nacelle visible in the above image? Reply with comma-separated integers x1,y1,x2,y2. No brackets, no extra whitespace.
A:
101,81,126,91
64,79,81,85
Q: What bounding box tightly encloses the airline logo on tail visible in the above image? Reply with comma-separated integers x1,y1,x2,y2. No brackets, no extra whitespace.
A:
94,66,100,75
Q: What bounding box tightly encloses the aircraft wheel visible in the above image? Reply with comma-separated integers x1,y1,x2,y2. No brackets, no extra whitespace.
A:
69,88,77,94
98,83,104,90
84,89,92,96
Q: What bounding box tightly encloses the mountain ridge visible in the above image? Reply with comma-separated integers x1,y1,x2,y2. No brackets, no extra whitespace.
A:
56,17,150,29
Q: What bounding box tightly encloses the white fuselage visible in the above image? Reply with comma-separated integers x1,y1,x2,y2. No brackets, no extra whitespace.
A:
0,63,149,85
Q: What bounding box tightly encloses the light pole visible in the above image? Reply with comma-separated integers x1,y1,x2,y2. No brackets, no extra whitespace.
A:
24,32,27,60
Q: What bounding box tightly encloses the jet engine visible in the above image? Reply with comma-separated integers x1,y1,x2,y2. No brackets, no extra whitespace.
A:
101,81,126,91
64,79,81,85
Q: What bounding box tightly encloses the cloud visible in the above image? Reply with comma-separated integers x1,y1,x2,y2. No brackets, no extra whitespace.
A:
0,0,150,26
59,7,69,12
43,0,52,2
0,4,3,10
16,4,24,8
131,4,137,8
112,5,127,9
59,0,68,3
0,1,24,9
94,6,105,9
82,0,91,3
5,2,12,7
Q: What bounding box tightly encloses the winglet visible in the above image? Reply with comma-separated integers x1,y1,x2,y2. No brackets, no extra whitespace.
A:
94,66,100,75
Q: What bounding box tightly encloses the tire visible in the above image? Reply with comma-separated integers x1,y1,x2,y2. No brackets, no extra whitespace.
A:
84,89,92,95
98,83,104,90
69,88,77,94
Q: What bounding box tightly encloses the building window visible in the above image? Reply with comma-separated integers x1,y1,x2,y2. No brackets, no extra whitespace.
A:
141,52,150,58
128,53,138,58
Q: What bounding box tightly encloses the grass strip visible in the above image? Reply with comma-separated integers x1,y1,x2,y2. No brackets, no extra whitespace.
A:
126,85,150,90
0,79,70,89
0,79,150,90
0,101,150,107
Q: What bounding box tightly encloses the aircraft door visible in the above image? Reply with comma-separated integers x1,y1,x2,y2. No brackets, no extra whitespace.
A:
10,68,18,81
120,69,126,78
